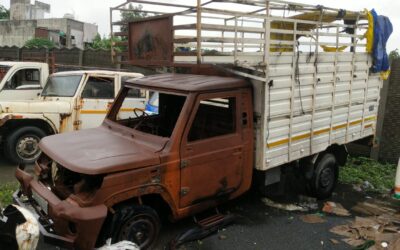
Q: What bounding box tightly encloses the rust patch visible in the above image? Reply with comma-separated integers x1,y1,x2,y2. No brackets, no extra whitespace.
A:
128,15,173,65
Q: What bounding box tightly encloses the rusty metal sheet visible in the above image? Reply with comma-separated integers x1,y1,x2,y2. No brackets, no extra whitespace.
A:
128,15,174,66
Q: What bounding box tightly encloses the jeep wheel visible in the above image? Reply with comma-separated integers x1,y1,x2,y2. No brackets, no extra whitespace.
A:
308,153,338,200
113,205,160,249
5,126,46,164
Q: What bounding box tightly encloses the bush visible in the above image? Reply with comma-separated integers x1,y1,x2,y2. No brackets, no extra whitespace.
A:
339,157,397,193
0,182,18,208
24,38,55,49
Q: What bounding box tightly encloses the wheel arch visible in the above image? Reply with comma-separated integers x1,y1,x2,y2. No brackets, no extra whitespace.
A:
324,144,348,166
1,118,57,137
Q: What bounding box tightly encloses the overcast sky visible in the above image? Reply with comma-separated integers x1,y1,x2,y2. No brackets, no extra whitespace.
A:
0,0,398,51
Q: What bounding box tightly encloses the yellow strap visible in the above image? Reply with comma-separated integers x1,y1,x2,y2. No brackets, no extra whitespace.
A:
320,45,348,52
365,9,374,53
380,70,390,80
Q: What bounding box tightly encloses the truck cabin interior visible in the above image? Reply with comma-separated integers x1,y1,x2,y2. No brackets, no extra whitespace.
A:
112,87,187,138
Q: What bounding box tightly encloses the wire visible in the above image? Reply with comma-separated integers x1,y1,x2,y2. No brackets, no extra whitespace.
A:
295,41,305,115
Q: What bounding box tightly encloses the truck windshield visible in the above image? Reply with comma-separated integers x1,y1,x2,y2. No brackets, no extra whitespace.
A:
0,65,11,82
109,87,186,138
42,75,83,97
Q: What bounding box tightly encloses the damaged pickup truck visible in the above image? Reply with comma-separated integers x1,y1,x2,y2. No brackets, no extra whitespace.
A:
13,0,387,249
0,70,144,164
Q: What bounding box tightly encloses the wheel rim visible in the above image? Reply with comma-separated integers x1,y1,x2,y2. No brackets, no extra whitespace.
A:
119,214,156,248
15,135,41,161
319,167,334,189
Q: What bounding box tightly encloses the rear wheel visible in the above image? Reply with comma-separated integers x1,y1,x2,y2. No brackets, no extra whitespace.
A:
308,153,338,199
112,205,160,249
4,126,46,164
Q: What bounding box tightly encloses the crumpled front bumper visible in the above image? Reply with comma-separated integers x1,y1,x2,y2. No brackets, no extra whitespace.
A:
14,165,108,250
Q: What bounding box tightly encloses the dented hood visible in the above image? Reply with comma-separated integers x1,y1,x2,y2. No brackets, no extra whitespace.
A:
39,126,162,175
0,100,71,114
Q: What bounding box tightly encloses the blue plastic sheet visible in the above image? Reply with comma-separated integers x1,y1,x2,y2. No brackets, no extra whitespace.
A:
371,9,393,73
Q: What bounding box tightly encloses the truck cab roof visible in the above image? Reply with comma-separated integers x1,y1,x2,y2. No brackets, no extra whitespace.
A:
125,73,251,93
0,61,48,67
52,70,143,78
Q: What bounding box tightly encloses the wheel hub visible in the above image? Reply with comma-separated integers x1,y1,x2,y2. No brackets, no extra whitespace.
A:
16,135,41,160
120,216,155,248
320,168,333,188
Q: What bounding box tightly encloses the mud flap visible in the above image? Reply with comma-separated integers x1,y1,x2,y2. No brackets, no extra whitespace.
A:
169,213,237,249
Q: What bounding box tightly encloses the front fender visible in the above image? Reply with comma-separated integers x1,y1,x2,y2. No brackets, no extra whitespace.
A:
0,113,58,134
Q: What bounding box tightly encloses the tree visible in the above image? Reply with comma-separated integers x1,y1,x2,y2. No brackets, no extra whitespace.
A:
0,5,9,19
120,4,149,33
389,49,400,62
88,34,124,52
24,38,55,48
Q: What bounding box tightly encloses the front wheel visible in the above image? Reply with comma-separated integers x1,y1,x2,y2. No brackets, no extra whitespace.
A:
308,153,338,200
112,205,160,249
4,126,46,165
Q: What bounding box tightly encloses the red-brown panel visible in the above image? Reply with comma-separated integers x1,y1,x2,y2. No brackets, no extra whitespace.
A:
128,15,174,66
35,27,49,39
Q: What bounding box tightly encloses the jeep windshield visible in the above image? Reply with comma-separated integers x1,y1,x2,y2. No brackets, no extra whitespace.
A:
109,86,186,138
42,74,83,97
0,65,11,82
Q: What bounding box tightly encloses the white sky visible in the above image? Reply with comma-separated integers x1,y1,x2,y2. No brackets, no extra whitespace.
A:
0,0,398,51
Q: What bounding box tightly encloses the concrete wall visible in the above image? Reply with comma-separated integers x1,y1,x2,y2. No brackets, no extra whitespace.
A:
0,20,37,47
9,0,30,21
83,23,98,44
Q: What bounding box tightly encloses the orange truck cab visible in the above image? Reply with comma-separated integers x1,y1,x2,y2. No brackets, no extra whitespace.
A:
14,74,255,249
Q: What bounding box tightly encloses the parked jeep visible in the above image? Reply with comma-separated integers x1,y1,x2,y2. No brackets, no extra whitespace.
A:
0,62,49,100
0,70,145,164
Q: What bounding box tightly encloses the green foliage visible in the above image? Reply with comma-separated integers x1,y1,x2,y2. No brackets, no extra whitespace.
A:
88,33,124,52
389,49,400,62
339,157,396,193
0,182,18,208
0,5,9,20
120,4,149,33
24,38,55,48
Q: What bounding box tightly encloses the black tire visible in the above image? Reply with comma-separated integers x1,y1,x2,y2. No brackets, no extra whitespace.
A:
4,126,46,165
308,153,338,200
111,205,160,249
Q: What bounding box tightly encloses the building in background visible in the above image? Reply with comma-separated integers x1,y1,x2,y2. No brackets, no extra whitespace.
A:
0,0,98,49
10,0,50,20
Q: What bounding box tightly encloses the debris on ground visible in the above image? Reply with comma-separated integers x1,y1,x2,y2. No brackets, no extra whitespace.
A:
322,202,351,217
352,201,397,216
297,195,319,210
329,200,400,250
330,239,340,244
261,197,318,212
299,214,326,224
97,239,139,250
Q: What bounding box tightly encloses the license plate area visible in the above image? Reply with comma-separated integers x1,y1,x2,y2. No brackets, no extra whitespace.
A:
32,190,48,214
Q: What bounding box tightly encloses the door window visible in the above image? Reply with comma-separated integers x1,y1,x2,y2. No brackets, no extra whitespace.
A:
81,77,114,99
4,68,41,90
188,97,236,142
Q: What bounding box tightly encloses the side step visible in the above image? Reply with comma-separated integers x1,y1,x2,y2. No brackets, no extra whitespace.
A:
169,210,237,249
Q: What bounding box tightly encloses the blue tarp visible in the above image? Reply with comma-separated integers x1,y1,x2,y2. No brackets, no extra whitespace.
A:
371,9,393,73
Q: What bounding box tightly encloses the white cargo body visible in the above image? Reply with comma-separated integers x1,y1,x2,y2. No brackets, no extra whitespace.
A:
111,0,383,171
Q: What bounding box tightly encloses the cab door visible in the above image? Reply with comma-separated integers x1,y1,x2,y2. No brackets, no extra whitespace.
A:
179,92,244,208
79,75,116,130
0,67,42,100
